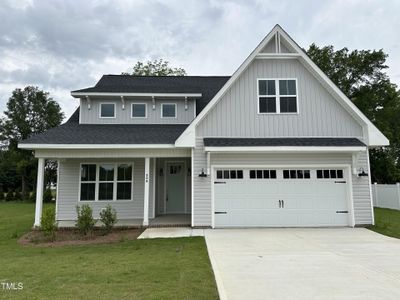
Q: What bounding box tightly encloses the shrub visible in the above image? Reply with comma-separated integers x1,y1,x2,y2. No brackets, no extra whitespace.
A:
5,191,14,202
14,191,22,201
0,191,4,201
29,191,36,202
41,207,57,240
99,204,117,233
43,189,53,203
76,204,96,235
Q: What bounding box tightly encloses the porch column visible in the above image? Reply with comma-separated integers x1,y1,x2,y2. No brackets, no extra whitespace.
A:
34,158,45,227
143,157,150,226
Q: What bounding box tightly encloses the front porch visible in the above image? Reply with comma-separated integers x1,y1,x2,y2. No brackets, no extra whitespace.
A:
32,149,192,228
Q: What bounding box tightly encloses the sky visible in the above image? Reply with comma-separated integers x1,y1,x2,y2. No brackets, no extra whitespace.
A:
0,0,399,120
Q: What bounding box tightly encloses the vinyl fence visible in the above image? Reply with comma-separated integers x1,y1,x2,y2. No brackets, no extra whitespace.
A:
372,183,400,210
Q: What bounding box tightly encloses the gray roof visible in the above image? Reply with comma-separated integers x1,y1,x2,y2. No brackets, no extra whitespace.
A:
203,138,366,147
72,75,230,113
20,109,187,145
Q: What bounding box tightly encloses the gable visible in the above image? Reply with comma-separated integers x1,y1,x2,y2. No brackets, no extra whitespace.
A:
196,59,363,138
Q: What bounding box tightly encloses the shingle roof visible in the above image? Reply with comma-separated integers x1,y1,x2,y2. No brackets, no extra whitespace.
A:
20,108,188,145
203,138,366,147
72,75,230,114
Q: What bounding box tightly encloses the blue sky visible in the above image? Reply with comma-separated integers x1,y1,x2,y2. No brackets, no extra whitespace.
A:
1,0,399,119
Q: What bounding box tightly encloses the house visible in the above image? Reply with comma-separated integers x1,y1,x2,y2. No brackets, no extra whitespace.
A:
19,25,389,228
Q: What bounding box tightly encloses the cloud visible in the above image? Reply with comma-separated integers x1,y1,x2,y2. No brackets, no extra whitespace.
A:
0,0,399,119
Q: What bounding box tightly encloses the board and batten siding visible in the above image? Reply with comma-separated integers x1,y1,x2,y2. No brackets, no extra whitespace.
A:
56,158,155,222
192,137,373,226
79,98,195,124
196,59,363,138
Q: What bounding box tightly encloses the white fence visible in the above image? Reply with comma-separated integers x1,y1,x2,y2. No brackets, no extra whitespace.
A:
372,183,400,210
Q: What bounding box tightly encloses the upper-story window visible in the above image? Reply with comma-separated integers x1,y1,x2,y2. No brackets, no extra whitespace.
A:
131,103,147,118
258,79,297,114
100,103,116,118
161,103,177,118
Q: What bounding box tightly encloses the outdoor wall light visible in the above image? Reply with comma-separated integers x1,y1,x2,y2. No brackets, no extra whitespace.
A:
159,168,164,177
188,167,191,176
198,168,207,177
358,168,368,177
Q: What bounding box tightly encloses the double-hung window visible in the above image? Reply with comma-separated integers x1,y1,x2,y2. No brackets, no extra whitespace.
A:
258,79,297,113
80,163,133,201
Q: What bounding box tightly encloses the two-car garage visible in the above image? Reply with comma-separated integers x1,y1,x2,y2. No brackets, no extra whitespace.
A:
213,167,352,227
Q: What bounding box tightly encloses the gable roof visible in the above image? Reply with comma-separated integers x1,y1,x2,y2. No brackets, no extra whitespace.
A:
72,75,230,114
175,24,389,147
19,108,188,148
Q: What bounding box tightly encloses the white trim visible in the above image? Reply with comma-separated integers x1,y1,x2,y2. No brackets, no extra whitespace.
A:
72,92,202,98
164,160,187,214
191,148,194,227
175,25,389,147
257,78,299,114
204,146,366,153
161,103,177,119
99,102,116,119
55,159,60,222
34,158,45,227
131,102,148,119
366,148,375,225
211,164,355,228
143,157,150,226
19,144,176,150
78,162,134,202
152,158,156,219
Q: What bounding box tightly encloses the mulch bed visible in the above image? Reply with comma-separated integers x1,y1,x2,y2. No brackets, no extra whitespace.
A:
18,228,144,247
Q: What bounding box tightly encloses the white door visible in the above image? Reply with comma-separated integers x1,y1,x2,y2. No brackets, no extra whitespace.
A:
213,168,350,227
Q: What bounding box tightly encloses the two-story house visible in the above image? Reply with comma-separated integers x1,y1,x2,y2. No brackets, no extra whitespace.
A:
19,25,389,228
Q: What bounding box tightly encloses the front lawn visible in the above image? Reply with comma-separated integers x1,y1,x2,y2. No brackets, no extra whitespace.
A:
368,207,400,239
0,202,218,299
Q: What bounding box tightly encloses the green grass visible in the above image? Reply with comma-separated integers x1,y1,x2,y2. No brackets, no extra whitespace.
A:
368,207,400,239
0,202,218,300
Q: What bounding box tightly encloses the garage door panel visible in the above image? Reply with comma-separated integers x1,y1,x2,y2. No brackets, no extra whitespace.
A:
214,167,350,227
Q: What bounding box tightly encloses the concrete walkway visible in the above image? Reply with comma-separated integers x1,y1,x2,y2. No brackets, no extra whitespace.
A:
204,228,400,300
138,227,204,239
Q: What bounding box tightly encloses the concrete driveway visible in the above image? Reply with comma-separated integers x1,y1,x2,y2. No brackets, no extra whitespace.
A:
205,228,400,300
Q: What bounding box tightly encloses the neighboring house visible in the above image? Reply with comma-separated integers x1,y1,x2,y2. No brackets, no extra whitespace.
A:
19,25,388,228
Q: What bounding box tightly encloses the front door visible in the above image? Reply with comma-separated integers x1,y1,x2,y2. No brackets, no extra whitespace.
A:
165,162,185,213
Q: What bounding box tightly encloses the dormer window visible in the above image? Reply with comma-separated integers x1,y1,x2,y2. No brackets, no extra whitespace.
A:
131,103,147,118
258,79,297,114
100,103,116,118
161,103,177,118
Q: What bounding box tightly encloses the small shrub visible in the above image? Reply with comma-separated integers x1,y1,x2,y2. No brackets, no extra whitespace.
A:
29,191,36,202
41,207,57,240
0,192,4,201
43,189,53,203
76,204,96,235
99,204,117,233
14,191,22,201
5,191,14,202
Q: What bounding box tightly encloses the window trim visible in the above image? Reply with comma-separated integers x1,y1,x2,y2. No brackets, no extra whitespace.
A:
161,103,177,119
99,102,116,119
131,103,148,119
257,78,299,115
79,162,134,202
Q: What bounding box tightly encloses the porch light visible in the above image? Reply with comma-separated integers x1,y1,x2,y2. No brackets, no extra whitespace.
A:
199,168,207,177
159,168,164,177
358,168,368,177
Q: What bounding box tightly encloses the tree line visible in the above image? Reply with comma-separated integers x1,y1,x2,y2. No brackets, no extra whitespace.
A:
0,50,399,200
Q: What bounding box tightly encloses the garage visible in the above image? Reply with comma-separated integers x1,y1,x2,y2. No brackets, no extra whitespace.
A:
213,167,352,227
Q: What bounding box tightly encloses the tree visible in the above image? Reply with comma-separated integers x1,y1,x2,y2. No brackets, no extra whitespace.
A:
122,59,186,76
307,44,400,183
0,86,64,196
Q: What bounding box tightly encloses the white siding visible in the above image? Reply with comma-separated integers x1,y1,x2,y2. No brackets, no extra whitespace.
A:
192,137,373,226
80,98,195,124
57,158,154,221
197,59,363,138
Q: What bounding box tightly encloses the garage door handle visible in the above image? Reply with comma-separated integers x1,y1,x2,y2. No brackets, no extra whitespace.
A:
335,181,346,183
336,210,348,214
215,211,227,214
214,181,226,184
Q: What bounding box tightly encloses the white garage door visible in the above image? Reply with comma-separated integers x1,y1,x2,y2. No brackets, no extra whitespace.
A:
213,168,350,227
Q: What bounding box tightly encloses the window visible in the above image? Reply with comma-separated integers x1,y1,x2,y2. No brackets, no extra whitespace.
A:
100,103,116,118
316,169,344,179
283,169,310,179
258,79,297,113
131,103,147,118
216,170,243,179
79,163,133,201
249,169,277,179
161,103,177,118
80,164,96,201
